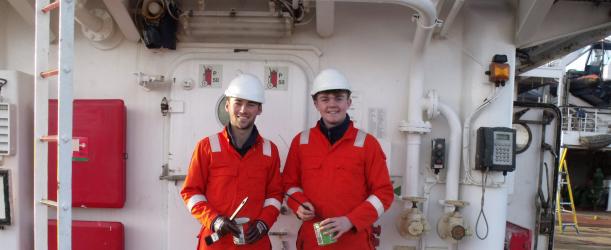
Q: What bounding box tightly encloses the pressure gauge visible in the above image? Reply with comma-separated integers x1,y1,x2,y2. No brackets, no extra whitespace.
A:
216,95,229,126
512,123,531,154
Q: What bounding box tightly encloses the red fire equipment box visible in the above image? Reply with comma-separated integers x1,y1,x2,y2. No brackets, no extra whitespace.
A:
48,99,126,208
505,221,532,250
48,220,124,250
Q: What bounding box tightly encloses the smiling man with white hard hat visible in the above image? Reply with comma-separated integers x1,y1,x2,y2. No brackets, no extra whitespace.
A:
282,68,394,249
181,73,283,250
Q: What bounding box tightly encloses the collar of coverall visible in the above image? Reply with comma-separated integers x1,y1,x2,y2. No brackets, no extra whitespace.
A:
317,114,352,145
225,124,260,157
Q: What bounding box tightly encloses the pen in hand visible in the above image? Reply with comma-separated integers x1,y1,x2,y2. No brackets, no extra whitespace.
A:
285,193,322,221
285,193,311,211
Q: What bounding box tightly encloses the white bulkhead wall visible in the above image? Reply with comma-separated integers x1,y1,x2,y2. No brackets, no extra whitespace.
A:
0,1,524,249
0,1,7,69
0,71,34,250
456,3,516,250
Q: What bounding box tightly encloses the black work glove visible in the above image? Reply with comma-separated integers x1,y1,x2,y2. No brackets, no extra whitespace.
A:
245,220,269,244
211,216,241,237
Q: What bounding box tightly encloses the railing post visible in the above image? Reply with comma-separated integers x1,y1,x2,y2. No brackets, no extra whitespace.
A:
594,110,598,133
567,108,572,132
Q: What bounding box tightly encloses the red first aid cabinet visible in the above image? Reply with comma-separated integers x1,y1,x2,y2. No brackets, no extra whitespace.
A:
48,99,126,208
48,220,124,250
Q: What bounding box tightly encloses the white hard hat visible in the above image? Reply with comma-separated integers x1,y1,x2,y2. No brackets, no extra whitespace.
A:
310,68,351,96
224,73,265,104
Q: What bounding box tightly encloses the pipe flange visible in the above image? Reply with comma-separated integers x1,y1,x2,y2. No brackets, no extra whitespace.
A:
450,225,466,240
81,9,114,42
402,196,427,203
437,211,470,243
399,120,432,134
442,199,469,208
426,90,439,120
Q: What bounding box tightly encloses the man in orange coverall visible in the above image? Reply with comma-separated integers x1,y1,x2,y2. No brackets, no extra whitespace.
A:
282,68,394,249
181,73,283,250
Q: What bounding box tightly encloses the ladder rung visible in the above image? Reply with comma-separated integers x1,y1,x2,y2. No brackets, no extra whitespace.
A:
41,1,60,14
40,69,59,79
40,199,57,207
560,202,572,205
40,135,58,142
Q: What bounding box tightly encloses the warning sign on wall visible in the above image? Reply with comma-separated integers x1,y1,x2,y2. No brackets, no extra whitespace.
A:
199,64,222,88
264,66,288,90
72,137,89,162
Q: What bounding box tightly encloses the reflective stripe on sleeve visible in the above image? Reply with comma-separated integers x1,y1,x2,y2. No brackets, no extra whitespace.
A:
263,198,282,211
187,194,208,211
209,134,221,152
299,130,310,145
354,129,367,148
263,139,271,156
366,194,384,217
287,187,304,196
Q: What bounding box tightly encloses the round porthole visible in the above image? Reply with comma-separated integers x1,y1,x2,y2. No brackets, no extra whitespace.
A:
512,122,532,154
216,95,229,126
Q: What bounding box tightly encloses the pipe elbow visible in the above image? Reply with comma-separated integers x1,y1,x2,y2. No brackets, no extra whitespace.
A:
392,0,437,26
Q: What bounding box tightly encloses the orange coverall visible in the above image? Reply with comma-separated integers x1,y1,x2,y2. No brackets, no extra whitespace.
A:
282,122,394,249
181,128,283,250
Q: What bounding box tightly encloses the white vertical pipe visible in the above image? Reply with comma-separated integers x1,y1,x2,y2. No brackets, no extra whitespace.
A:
34,1,51,249
405,134,422,198
404,2,436,199
57,0,76,249
438,102,461,204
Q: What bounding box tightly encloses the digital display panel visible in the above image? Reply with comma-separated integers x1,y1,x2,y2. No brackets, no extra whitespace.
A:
496,133,510,141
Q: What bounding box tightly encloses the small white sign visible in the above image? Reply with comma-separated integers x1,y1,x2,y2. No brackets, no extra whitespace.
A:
368,108,387,139
199,64,222,88
348,91,363,128
264,66,289,90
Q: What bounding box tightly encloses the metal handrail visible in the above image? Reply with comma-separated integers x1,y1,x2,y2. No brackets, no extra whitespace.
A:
560,106,611,133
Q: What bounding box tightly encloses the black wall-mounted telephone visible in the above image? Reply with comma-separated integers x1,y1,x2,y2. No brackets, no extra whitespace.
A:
475,127,516,175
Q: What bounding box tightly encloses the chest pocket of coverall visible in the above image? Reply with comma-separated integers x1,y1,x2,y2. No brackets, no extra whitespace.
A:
335,157,367,198
208,164,238,200
301,156,323,195
247,164,268,202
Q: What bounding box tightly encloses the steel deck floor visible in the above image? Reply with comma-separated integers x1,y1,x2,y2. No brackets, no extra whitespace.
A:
554,211,611,250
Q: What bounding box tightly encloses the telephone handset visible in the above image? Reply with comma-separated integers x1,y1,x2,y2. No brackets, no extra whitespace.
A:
475,127,516,175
